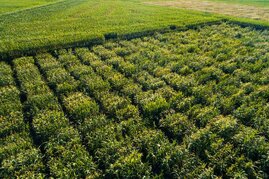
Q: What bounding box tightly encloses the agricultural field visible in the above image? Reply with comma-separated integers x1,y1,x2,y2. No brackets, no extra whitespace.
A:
146,0,269,21
1,22,269,178
209,0,269,7
0,0,59,14
0,0,220,58
2,0,269,59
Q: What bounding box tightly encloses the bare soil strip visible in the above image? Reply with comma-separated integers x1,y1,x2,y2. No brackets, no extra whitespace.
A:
145,0,269,21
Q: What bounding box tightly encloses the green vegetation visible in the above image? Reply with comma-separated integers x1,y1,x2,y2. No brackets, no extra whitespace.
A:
0,0,59,14
0,0,220,57
0,0,269,59
12,57,98,178
1,23,269,178
1,0,269,59
0,61,45,177
209,0,269,7
147,0,269,25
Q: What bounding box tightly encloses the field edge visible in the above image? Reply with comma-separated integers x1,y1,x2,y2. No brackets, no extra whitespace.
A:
1,17,269,61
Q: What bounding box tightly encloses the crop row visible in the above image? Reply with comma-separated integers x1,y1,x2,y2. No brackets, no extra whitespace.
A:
77,47,268,178
13,57,97,178
0,62,45,178
123,23,269,135
36,53,150,177
74,23,269,178
52,51,216,177
1,22,269,178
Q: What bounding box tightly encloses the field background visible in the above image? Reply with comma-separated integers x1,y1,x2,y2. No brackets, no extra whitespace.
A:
0,0,59,14
209,0,269,7
0,0,269,58
146,0,269,21
0,0,220,57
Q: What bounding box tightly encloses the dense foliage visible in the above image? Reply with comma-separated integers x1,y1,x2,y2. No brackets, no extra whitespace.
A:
1,23,269,178
0,0,220,58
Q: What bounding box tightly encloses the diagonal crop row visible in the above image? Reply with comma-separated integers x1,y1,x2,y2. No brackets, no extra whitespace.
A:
1,22,268,178
113,40,269,177
36,54,130,176
119,24,269,139
72,25,269,177
86,23,269,177
37,52,154,177
0,61,45,178
76,47,194,143
69,49,214,177
92,44,208,137
78,47,219,170
53,53,157,178
13,56,98,178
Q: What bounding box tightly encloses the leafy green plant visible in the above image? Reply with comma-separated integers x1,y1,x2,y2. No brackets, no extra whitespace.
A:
160,113,196,142
135,71,166,90
0,112,27,138
1,148,45,178
92,46,116,60
32,110,69,141
80,74,110,94
0,62,15,87
0,86,22,116
0,132,32,162
136,91,170,119
100,92,131,116
69,64,94,79
46,127,99,178
106,150,151,178
76,48,100,65
63,92,99,123
25,93,61,117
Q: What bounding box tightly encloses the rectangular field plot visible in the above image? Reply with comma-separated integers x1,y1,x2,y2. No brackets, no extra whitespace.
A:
146,0,269,21
1,23,269,178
